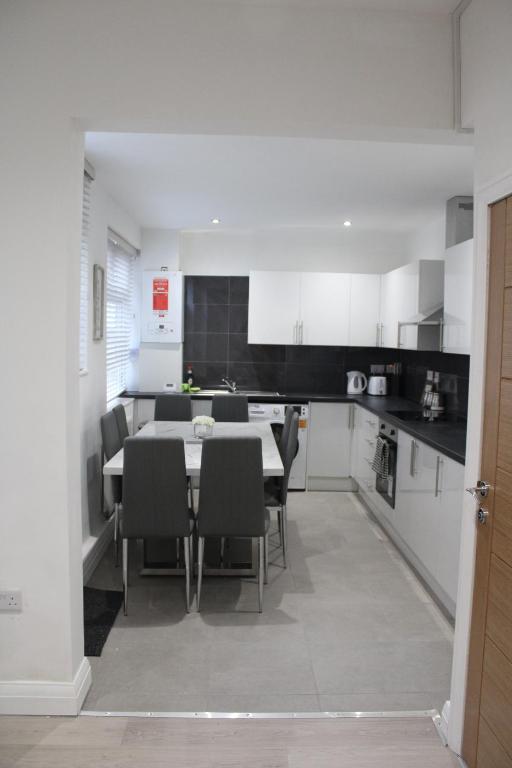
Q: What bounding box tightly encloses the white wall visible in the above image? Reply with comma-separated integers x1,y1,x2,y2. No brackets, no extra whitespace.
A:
135,229,182,391
407,215,446,262
460,0,512,187
445,0,512,755
80,180,141,556
179,228,410,276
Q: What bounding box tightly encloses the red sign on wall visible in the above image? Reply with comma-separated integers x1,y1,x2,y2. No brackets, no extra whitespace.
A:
152,278,169,311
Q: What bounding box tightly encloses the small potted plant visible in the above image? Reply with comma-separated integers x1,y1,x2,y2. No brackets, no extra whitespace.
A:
192,414,215,438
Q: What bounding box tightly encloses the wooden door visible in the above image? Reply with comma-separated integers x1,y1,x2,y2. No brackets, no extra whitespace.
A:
463,198,512,767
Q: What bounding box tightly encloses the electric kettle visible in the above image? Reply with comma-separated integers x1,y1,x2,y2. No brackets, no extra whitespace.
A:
346,371,367,394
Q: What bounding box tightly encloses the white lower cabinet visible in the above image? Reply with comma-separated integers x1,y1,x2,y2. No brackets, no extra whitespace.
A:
395,430,463,612
307,402,355,490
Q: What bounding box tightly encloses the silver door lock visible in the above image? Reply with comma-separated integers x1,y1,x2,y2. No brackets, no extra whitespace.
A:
477,507,489,525
466,480,491,500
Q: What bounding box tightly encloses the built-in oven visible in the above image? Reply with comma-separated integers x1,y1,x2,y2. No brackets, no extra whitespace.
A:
375,420,397,508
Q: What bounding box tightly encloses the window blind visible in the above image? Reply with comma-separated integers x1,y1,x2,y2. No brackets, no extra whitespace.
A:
106,237,135,402
79,173,92,372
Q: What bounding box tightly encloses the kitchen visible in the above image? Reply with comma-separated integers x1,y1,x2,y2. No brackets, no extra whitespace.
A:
81,131,472,717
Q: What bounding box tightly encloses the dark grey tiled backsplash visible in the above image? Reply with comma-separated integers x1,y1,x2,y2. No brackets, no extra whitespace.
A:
184,276,470,416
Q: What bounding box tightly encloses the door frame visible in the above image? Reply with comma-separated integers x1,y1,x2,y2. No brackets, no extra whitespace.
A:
446,167,512,755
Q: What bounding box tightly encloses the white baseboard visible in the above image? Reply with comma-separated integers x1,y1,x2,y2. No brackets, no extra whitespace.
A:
0,657,91,715
440,700,450,742
82,518,114,584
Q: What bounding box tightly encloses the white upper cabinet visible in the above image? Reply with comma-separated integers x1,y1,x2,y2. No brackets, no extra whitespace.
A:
349,274,382,347
443,239,473,355
248,270,380,347
300,272,350,346
248,271,301,345
381,260,444,351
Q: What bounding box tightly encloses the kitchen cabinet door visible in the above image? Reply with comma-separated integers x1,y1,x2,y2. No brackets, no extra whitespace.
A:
300,273,351,346
349,274,381,346
380,270,402,349
436,456,464,603
248,271,301,345
443,239,473,354
395,431,439,573
307,402,353,481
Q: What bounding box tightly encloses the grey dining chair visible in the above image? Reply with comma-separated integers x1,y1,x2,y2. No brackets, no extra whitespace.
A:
196,436,269,612
113,404,129,443
121,436,194,614
211,394,249,422
264,412,299,568
154,393,192,421
100,410,123,565
278,405,295,460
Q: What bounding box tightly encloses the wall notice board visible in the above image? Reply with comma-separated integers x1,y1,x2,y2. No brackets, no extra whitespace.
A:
141,270,183,343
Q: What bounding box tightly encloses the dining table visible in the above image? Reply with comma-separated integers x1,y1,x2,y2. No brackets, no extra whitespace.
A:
103,420,284,576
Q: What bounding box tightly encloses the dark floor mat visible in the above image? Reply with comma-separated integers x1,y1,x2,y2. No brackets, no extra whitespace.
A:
83,586,123,657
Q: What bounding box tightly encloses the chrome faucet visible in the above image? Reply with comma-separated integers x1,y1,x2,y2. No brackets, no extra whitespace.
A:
221,377,237,393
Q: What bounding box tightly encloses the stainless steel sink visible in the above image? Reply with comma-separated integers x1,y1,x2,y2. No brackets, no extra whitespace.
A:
194,389,280,397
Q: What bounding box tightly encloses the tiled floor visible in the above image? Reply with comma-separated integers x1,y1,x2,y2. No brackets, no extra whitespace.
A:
84,492,454,713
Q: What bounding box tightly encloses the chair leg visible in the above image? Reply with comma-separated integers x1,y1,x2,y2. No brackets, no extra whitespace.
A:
114,503,120,567
264,533,269,585
258,536,264,613
184,537,191,613
277,509,282,546
197,536,204,612
282,505,288,569
122,539,128,616
189,478,195,515
189,535,194,581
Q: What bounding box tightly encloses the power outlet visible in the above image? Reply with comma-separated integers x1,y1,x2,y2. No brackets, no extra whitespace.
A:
0,591,22,613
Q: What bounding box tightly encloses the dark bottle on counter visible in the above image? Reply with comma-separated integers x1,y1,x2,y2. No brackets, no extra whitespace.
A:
185,364,195,388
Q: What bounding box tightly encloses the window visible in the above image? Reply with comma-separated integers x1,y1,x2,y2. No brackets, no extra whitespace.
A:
79,172,92,372
106,233,135,402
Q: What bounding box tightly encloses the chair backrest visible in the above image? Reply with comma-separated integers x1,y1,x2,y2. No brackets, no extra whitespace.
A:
100,410,122,461
113,404,129,443
198,436,265,537
279,405,295,460
211,394,249,422
154,393,192,422
278,412,299,505
122,436,190,539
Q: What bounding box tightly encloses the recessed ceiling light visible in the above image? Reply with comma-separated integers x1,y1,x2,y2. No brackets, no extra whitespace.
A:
343,220,352,227
211,218,220,225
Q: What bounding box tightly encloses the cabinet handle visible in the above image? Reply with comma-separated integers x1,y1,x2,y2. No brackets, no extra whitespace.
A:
299,320,304,345
376,322,380,346
410,440,417,477
439,319,444,352
366,419,376,428
293,321,298,344
365,438,375,446
348,405,355,430
435,456,443,497
380,323,384,347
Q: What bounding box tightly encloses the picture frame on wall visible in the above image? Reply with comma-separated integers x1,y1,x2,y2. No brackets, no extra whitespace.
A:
93,264,104,340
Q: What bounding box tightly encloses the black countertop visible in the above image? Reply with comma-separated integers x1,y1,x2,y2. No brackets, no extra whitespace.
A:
123,390,467,465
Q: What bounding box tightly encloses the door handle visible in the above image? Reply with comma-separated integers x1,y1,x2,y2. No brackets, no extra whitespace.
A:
410,440,417,477
466,480,491,500
434,456,442,497
477,507,489,525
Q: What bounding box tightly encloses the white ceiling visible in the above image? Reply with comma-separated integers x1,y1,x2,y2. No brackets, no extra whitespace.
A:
85,132,473,233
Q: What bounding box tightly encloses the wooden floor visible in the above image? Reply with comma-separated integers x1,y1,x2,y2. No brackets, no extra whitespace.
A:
0,715,460,767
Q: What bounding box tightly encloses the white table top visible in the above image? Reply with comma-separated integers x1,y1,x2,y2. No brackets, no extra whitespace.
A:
102,420,284,477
